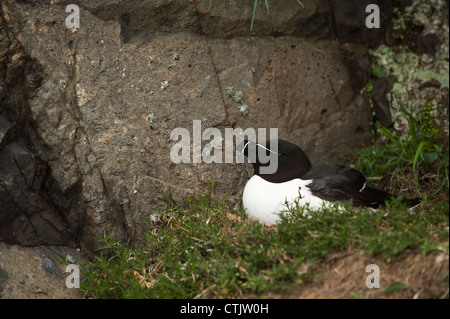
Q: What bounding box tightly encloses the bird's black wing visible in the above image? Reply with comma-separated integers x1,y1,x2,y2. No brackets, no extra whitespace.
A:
303,164,390,207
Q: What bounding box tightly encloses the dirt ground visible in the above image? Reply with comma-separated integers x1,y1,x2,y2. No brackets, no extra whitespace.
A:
246,246,449,299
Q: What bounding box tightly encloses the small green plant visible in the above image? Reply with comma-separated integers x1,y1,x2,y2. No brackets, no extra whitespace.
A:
383,282,410,295
357,105,448,195
419,103,442,164
371,63,386,79
362,63,386,122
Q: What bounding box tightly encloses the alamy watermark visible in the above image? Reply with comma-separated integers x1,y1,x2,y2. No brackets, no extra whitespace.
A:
64,3,380,32
365,264,380,289
170,120,279,174
65,264,80,289
365,4,380,29
65,4,80,32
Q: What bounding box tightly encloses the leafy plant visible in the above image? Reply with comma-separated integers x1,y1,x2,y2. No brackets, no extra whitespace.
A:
383,282,410,295
357,104,448,195
371,63,386,78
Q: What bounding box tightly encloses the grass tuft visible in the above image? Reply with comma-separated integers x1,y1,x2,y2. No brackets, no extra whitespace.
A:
204,0,304,30
356,105,449,198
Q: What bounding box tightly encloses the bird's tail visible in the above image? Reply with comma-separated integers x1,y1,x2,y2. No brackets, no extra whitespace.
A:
376,174,392,190
358,182,421,209
357,183,390,208
375,175,421,208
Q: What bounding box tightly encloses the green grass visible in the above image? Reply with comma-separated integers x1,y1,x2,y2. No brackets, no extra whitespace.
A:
383,282,410,295
356,105,448,196
80,106,448,299
80,191,448,299
203,0,304,30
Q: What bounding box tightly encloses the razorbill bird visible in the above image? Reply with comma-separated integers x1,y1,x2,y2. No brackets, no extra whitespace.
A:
238,139,421,224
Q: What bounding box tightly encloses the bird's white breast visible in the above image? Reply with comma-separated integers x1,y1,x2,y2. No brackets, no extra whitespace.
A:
242,175,327,224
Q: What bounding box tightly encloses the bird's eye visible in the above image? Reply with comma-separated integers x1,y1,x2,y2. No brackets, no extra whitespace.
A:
279,152,283,156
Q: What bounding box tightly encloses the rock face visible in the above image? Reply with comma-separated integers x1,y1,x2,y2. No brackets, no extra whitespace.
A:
0,9,89,249
0,0,377,253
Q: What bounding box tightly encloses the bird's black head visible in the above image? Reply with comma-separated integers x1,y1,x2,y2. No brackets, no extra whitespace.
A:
238,139,312,183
